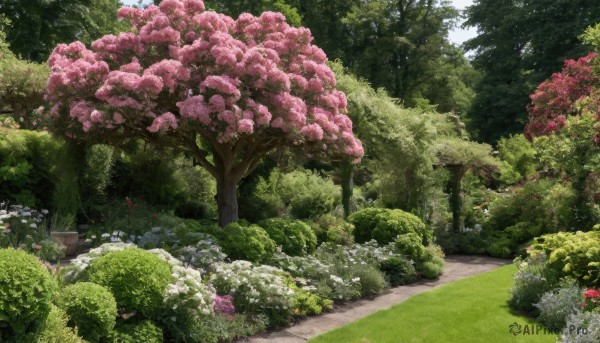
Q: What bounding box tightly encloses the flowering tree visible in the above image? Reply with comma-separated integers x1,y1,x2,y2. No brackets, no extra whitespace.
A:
524,53,598,140
44,0,363,226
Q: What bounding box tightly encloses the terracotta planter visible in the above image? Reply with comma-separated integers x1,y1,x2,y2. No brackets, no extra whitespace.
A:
50,231,79,256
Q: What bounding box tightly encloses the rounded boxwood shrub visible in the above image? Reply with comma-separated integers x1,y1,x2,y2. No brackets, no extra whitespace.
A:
395,233,428,262
58,282,118,342
348,208,388,243
260,218,317,256
220,222,276,263
349,208,431,245
86,249,172,318
29,305,84,343
0,248,56,337
108,320,163,343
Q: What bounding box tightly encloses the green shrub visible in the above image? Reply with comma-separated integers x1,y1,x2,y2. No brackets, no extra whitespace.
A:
220,222,276,263
58,282,118,342
309,214,355,246
380,256,417,286
395,233,428,262
279,170,341,219
108,320,163,343
485,234,517,259
497,134,537,186
0,129,61,208
421,255,444,279
349,208,431,245
421,263,442,279
86,249,172,318
0,248,56,338
530,231,600,287
483,180,572,254
352,265,388,296
260,218,317,256
291,287,333,316
348,208,387,243
29,305,83,343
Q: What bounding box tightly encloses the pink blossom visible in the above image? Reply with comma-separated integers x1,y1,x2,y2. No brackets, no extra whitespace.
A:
177,96,211,124
113,112,125,124
147,112,178,132
302,124,324,141
238,119,254,134
45,0,363,163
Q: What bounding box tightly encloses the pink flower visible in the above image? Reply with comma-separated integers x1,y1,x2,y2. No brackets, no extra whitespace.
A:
238,119,254,134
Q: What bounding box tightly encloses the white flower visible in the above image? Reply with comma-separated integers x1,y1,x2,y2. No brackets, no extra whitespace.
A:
30,223,37,229
21,219,27,224
41,209,49,215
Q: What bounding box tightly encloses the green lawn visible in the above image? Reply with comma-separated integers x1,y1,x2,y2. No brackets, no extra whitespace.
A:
310,265,558,343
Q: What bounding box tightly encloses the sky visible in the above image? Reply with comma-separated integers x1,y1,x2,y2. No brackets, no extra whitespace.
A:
121,0,478,46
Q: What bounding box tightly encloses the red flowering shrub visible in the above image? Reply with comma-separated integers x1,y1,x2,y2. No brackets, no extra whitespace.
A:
525,53,598,139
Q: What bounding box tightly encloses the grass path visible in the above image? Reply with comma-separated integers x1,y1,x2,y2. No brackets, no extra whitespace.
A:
309,264,557,343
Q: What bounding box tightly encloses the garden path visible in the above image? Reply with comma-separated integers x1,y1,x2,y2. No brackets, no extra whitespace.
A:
236,255,510,343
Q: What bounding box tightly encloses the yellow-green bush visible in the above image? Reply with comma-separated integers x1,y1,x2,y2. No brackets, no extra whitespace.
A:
531,231,600,287
58,282,118,342
0,248,56,339
86,249,172,318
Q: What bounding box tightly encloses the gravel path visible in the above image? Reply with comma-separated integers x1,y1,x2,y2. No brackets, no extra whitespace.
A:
236,255,511,343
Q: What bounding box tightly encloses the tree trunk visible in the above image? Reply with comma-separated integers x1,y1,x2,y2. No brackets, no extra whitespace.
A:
216,175,239,227
447,165,465,232
340,162,354,218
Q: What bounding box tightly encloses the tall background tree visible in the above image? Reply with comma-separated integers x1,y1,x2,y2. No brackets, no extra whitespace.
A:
464,0,600,143
0,0,127,61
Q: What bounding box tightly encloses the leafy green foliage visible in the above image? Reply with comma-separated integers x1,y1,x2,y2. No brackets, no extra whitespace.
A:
497,134,537,185
0,129,61,207
349,208,431,246
395,233,428,262
260,218,317,256
533,112,600,228
58,282,118,342
309,214,355,246
27,305,83,343
108,320,163,343
289,284,333,316
421,256,444,279
86,249,172,318
379,256,417,286
0,249,56,338
0,0,127,61
352,265,388,297
220,222,276,263
531,231,600,287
